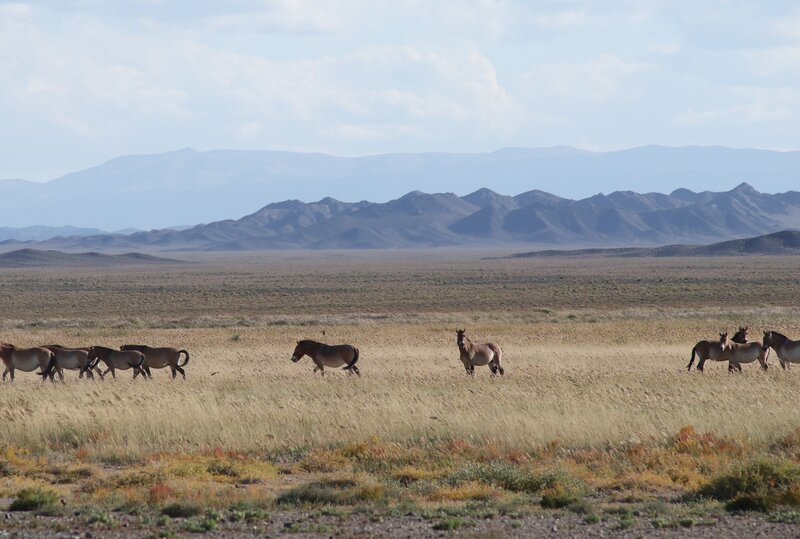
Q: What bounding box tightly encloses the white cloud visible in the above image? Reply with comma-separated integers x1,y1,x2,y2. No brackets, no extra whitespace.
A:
675,88,798,125
0,3,31,16
523,54,649,102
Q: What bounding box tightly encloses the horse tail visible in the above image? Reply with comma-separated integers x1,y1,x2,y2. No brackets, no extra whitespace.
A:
493,344,504,375
178,350,190,367
135,352,145,368
39,354,57,380
687,345,697,371
343,347,359,370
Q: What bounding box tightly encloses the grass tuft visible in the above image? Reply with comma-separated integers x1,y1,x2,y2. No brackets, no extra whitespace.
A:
9,487,59,512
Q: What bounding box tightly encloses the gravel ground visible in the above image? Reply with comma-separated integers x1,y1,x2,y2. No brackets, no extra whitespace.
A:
2,510,800,538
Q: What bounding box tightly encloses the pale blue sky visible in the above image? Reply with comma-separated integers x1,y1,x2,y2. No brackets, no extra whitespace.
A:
2,0,800,182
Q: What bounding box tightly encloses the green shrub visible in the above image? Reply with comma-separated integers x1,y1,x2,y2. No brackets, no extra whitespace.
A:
431,517,469,530
276,477,391,506
162,501,202,518
696,459,800,512
9,487,58,511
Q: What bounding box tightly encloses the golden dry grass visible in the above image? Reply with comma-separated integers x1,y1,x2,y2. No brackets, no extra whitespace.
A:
3,252,800,521
2,314,800,457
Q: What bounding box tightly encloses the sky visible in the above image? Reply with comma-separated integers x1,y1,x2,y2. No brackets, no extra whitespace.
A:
2,0,800,182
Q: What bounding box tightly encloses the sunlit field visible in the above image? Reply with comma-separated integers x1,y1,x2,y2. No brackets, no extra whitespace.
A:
3,252,800,535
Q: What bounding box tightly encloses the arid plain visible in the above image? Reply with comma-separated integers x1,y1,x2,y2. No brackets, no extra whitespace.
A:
2,251,800,537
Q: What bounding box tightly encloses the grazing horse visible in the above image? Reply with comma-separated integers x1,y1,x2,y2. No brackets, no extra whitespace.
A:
120,345,190,379
41,345,103,381
762,331,800,370
290,340,360,376
687,331,747,372
88,346,146,380
0,343,55,382
721,333,769,372
456,329,504,377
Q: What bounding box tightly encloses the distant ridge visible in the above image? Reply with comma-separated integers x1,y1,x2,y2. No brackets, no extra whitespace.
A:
0,249,184,268
19,182,800,251
504,230,800,258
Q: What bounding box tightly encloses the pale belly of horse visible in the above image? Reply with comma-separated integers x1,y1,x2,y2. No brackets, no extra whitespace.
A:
316,353,347,367
467,354,492,366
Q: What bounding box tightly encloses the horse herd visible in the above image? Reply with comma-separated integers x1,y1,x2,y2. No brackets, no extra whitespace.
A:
3,326,799,382
687,326,800,373
0,343,189,382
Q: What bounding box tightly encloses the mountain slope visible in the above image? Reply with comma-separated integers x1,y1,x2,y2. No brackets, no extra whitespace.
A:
17,183,800,251
4,145,800,230
506,230,800,258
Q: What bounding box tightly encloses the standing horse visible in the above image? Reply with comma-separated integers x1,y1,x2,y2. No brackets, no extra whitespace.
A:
88,346,146,380
687,329,747,372
120,345,189,379
290,340,360,376
456,329,504,377
0,343,55,382
762,331,800,370
721,333,769,372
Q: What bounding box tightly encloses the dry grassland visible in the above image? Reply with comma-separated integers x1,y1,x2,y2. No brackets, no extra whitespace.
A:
2,252,800,535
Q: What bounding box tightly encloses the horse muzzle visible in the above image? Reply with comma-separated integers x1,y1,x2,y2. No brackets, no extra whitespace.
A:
290,355,300,363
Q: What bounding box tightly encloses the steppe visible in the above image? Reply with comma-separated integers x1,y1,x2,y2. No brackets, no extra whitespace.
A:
2,251,800,537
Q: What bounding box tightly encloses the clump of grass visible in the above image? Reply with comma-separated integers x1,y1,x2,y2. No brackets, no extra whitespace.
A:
695,459,800,512
276,476,393,507
162,501,202,518
431,517,469,531
444,462,537,493
207,460,240,478
9,487,59,511
445,462,586,498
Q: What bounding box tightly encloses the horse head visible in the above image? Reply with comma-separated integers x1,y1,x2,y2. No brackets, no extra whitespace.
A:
291,341,306,362
456,329,466,349
732,326,748,344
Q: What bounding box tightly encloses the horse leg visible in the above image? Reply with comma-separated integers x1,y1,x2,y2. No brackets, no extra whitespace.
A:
696,357,706,372
351,365,360,377
175,365,186,380
2,367,7,381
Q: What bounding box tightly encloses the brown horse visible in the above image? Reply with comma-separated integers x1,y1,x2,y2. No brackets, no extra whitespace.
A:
762,331,800,370
721,333,769,372
88,346,146,380
120,345,189,379
41,345,103,381
290,340,360,376
687,329,748,372
456,329,504,377
0,343,55,382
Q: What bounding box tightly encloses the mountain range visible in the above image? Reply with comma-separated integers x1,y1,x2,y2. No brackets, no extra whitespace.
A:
12,182,800,251
4,145,800,231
